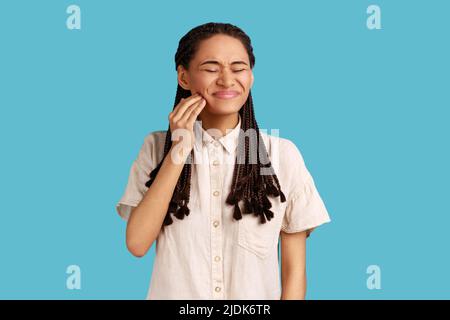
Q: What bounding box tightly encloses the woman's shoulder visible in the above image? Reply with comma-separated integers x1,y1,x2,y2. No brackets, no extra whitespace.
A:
259,131,310,191
139,130,168,164
143,129,168,144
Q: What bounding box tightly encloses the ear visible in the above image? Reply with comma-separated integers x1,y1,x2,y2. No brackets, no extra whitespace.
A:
177,65,190,90
250,72,254,88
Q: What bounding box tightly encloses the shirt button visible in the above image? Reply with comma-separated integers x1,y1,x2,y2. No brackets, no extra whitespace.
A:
213,220,220,228
215,286,221,292
213,190,220,196
214,256,221,262
212,160,219,166
214,141,220,148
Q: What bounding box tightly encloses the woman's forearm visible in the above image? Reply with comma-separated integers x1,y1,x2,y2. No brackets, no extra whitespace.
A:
281,269,307,300
125,143,188,257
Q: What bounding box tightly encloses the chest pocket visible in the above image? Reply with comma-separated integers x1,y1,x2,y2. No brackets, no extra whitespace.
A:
237,206,283,259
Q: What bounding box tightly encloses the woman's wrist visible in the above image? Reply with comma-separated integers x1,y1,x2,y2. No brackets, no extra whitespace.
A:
168,141,193,166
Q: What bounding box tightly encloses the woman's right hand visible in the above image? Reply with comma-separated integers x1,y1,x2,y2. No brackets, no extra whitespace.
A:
168,93,206,160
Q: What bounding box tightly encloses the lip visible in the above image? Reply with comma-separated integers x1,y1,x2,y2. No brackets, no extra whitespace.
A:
212,90,240,99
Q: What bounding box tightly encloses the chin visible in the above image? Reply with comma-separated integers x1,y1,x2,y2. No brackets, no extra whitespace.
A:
205,103,241,115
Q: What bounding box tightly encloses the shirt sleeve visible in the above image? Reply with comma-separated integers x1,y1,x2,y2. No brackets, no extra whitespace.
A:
281,140,331,236
115,133,157,221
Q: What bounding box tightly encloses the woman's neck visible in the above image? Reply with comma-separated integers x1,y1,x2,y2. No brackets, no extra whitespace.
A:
198,112,239,138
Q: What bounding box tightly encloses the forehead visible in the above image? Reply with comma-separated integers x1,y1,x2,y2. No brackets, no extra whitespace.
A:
193,34,249,64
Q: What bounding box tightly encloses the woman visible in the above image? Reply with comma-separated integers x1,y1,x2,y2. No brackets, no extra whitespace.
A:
116,22,331,300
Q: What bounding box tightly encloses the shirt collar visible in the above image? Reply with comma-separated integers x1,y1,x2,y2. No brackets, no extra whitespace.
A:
193,113,241,154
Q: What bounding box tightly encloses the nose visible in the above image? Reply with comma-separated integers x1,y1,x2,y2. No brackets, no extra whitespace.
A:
216,69,235,88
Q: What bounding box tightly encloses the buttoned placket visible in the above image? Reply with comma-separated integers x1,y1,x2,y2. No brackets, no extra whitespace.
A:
208,138,225,299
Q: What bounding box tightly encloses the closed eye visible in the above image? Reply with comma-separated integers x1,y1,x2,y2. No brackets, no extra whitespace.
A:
203,69,246,73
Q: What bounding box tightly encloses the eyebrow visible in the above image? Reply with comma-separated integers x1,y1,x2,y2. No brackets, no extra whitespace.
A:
199,60,249,67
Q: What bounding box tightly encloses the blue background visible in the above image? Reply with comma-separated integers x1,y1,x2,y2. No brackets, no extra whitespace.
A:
0,0,449,299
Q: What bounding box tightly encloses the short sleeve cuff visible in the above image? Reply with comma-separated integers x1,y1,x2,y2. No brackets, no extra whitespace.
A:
281,175,331,236
116,200,141,221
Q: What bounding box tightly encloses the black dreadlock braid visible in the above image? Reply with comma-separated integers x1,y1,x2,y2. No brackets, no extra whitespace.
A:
145,22,286,230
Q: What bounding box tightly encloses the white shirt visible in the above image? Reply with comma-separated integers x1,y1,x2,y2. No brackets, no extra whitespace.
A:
116,114,331,299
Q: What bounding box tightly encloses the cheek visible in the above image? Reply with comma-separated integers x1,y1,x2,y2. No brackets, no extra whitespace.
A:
238,72,253,89
190,74,212,91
